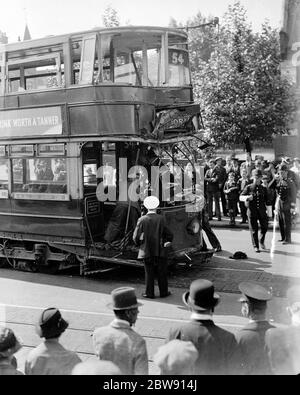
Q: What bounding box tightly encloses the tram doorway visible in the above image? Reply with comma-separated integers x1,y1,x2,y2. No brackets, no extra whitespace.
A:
82,142,104,243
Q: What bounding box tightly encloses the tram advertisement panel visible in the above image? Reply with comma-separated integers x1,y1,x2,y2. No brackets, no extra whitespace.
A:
0,106,63,138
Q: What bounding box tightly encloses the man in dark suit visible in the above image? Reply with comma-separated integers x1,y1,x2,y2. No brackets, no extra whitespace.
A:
241,169,269,253
133,196,173,299
167,279,239,375
275,164,297,245
236,282,275,375
216,157,228,217
205,159,221,221
265,285,300,375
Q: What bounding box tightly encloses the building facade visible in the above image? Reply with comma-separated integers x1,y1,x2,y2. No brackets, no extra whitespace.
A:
277,0,300,158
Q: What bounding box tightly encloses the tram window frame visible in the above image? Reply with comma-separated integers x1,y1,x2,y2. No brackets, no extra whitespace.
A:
79,34,97,85
38,143,66,157
11,149,69,201
6,52,64,93
10,145,34,157
0,158,9,199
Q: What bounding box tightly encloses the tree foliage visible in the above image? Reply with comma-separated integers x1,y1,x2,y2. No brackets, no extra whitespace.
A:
102,5,120,28
190,1,296,148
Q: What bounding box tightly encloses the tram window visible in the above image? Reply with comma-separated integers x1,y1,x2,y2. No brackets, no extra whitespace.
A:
6,53,64,93
102,143,116,188
114,51,142,86
12,158,67,195
168,48,190,86
25,65,65,90
84,164,97,186
0,159,8,194
147,49,163,87
79,35,97,85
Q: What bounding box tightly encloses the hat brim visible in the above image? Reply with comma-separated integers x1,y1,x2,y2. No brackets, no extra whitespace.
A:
144,203,159,210
107,302,143,311
182,292,220,312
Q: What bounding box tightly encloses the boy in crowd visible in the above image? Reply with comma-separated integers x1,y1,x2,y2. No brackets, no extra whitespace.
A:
238,168,251,224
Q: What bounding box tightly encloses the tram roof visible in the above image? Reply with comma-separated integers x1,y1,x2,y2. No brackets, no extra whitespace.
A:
0,26,188,53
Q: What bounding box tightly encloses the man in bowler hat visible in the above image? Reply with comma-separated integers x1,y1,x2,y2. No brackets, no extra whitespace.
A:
25,308,81,375
93,287,148,375
236,282,275,375
167,279,239,375
133,196,173,299
265,285,300,375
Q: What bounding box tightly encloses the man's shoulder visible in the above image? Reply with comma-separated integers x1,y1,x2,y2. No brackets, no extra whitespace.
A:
93,324,117,336
26,342,47,360
171,320,235,339
237,322,275,338
266,325,300,343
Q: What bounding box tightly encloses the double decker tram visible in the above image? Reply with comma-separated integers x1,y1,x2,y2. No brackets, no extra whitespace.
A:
0,26,212,275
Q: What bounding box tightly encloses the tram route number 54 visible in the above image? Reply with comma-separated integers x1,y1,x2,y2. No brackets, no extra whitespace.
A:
170,50,188,67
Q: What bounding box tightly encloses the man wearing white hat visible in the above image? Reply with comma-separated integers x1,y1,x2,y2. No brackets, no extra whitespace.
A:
133,196,173,299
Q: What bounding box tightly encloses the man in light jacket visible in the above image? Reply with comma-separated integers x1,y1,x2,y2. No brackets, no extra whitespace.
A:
93,287,148,375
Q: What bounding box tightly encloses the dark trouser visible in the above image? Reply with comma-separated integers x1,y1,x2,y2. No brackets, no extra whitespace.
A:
207,191,221,219
220,189,228,216
202,211,221,249
248,211,269,249
144,257,168,297
278,208,292,242
227,199,238,224
239,201,248,222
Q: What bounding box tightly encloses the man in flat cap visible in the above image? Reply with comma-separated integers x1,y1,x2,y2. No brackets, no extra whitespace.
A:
275,164,297,244
236,282,275,375
265,285,300,375
25,308,81,375
167,279,239,375
93,287,148,375
133,196,173,299
241,169,269,252
154,340,199,375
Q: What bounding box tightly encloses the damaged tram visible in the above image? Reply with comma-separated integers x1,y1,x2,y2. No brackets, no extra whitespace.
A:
0,26,213,275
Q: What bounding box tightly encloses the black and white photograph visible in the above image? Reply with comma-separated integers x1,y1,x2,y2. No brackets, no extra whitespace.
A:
0,0,299,379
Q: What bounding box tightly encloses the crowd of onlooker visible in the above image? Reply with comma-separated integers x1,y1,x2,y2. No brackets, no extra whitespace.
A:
1,281,300,376
203,153,300,227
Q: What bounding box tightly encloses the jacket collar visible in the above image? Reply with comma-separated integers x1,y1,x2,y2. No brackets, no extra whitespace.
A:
110,318,132,330
191,312,213,321
243,321,273,331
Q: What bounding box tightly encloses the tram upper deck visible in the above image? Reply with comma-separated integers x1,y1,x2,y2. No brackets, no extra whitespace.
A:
0,26,199,143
